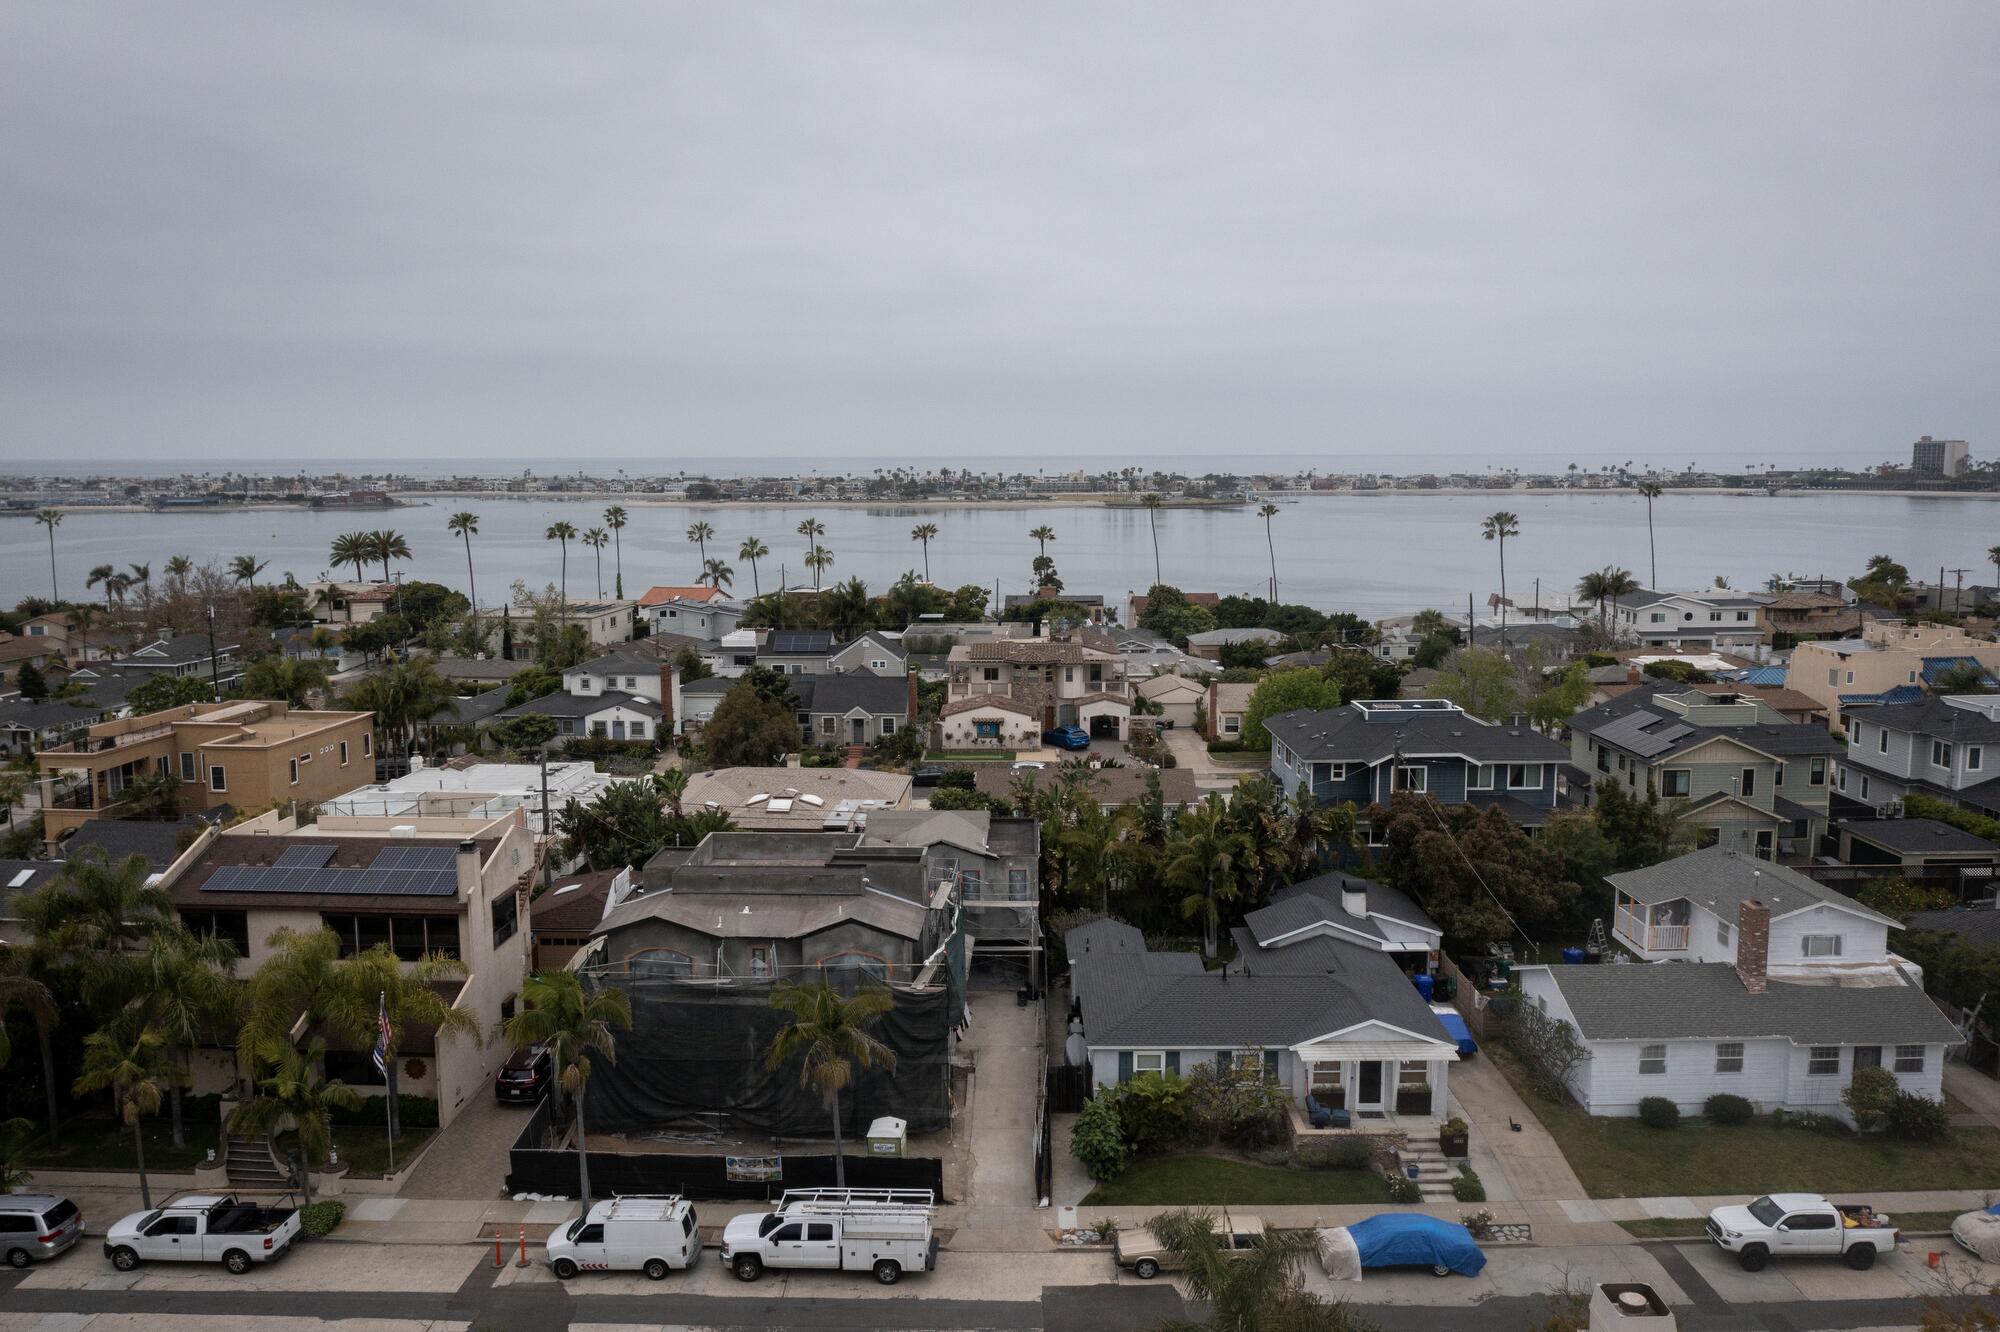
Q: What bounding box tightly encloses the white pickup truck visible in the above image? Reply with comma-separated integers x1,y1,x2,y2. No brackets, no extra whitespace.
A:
720,1188,937,1286
1706,1193,1900,1271
103,1194,302,1275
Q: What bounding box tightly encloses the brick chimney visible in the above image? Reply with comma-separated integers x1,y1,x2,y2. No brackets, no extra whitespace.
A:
1625,662,1642,685
1735,896,1770,995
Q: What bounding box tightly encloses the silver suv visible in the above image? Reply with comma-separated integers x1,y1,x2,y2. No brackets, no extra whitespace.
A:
0,1194,84,1267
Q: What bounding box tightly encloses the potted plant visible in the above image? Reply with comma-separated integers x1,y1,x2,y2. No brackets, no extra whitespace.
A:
1439,1116,1470,1158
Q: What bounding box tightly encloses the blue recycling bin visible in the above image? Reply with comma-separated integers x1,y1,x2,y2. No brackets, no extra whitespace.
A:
1561,946,1586,965
1412,972,1435,1001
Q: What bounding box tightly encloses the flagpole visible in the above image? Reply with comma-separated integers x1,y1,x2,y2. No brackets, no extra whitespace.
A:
377,990,395,1175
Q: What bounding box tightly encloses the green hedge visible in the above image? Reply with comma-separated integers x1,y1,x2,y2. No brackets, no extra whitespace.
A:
1204,738,1271,755
1904,793,2000,843
328,1094,439,1128
300,1200,345,1238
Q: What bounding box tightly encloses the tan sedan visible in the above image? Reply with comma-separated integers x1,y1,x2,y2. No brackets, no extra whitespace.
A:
1114,1212,1268,1280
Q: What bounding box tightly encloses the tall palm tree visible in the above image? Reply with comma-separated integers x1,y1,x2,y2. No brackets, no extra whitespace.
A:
1576,566,1639,638
1163,795,1248,958
1139,494,1164,585
1989,544,2000,592
19,848,172,965
243,654,330,705
602,506,628,599
127,564,152,601
1257,503,1280,602
315,943,476,1146
73,1020,174,1209
910,523,938,582
330,532,373,583
764,980,896,1187
230,555,268,590
34,508,62,601
128,926,240,1149
1146,1207,1345,1327
1636,481,1664,588
340,656,457,756
1030,524,1056,561
165,554,194,593
583,528,610,597
739,536,770,598
500,971,632,1212
0,951,60,1149
87,564,120,615
368,530,412,583
797,518,825,583
1480,511,1520,635
805,545,834,590
701,558,734,591
447,512,480,628
545,521,578,611
228,1037,358,1207
686,521,715,577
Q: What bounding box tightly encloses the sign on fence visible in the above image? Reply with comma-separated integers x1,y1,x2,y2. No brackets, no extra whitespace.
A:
725,1156,783,1182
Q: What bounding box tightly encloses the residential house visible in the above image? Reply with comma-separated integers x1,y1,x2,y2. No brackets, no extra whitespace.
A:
758,630,836,676
827,631,908,677
1371,615,1425,664
1136,673,1205,730
274,627,366,675
493,689,662,748
1065,916,1461,1127
164,807,537,1127
0,631,59,674
1569,683,1841,859
1607,588,1771,654
1760,590,1864,647
426,656,521,689
532,866,623,971
1185,626,1286,663
708,628,763,677
1591,667,1824,726
303,581,400,626
936,696,1042,750
1788,622,2000,725
1266,699,1572,830
675,676,734,733
542,599,639,652
1519,847,1960,1120
34,700,377,851
1241,870,1444,974
971,761,1197,813
1085,625,1214,679
860,810,1041,972
62,810,234,875
636,586,743,641
1837,695,2000,818
792,674,915,748
0,697,118,756
316,758,630,831
1203,681,1255,742
562,646,673,705
945,632,1131,740
1833,817,2000,884
683,767,912,831
121,631,244,689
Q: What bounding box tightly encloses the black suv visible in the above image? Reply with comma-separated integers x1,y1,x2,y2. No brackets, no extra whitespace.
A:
494,1045,552,1104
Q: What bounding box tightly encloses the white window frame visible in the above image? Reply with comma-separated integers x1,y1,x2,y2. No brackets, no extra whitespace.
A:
362,733,372,756
1715,1041,1744,1074
288,758,299,785
1968,746,1982,772
180,751,196,782
1807,1046,1840,1076
1223,716,1240,735
1638,1044,1667,1076
1809,757,1826,786
1507,763,1542,790
1893,1045,1925,1074
339,740,349,765
1716,918,1732,948
1132,1051,1166,1075
881,717,897,735
1801,934,1843,958
1394,765,1427,793
1932,740,1953,770
1878,728,1888,754
208,764,227,792
1661,768,1691,798
1466,763,1495,790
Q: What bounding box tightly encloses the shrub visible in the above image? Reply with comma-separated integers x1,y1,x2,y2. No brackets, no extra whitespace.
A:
1385,1171,1421,1203
1703,1093,1753,1125
1071,1094,1128,1182
935,767,977,790
1451,1165,1486,1202
1112,1071,1194,1154
1179,1060,1291,1152
1637,1097,1680,1130
328,1094,439,1129
1458,1208,1496,1240
1777,1110,1850,1137
1843,1066,1898,1132
299,1200,345,1238
1886,1091,1950,1143
1297,1137,1376,1171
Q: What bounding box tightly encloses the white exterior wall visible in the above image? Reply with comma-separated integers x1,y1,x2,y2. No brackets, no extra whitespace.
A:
1767,904,1891,969
1515,968,1595,1104
937,710,1040,749
1580,1037,1794,1116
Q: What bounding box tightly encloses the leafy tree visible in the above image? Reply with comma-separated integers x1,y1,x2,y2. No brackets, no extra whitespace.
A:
943,584,989,621
1070,1092,1127,1180
1428,647,1520,722
243,654,330,706
1481,511,1520,631
73,1020,174,1208
739,664,801,711
764,980,896,1187
330,532,373,583
1138,493,1164,584
34,508,62,603
545,521,578,609
1842,1065,1897,1133
342,656,458,756
1641,659,1711,684
1930,661,1994,695
1590,779,1696,870
1411,631,1459,670
366,531,412,583
228,1036,359,1204
705,679,801,767
927,786,1010,814
1321,650,1403,703
129,926,241,1148
448,511,481,625
670,646,712,683
492,712,559,756
15,661,47,701
1372,795,1578,950
1856,876,1954,920
500,971,632,1211
738,536,769,598
391,581,469,635
504,664,562,708
1576,566,1639,638
20,849,172,965
125,673,217,715
1528,661,1592,732
909,523,938,582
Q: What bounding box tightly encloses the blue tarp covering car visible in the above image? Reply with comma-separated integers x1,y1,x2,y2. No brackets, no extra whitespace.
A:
1430,1008,1478,1057
1346,1215,1487,1277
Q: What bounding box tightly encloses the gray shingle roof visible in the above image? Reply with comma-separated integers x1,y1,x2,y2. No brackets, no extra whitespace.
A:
1246,871,1439,948
1838,818,1997,855
1607,846,1898,927
1904,906,2000,949
64,811,229,872
804,673,909,717
0,860,63,915
1263,704,1568,765
1571,683,1842,762
1851,696,2000,744
1531,963,1962,1046
433,686,514,726
498,690,662,721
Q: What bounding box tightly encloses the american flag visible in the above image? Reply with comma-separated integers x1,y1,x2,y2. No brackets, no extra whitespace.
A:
372,992,390,1077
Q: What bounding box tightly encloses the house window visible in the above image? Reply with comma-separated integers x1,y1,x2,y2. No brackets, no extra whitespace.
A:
590,721,608,739
1828,668,1839,687
982,667,1000,682
208,764,227,792
180,751,196,782
1809,757,1826,786
1397,1060,1429,1089
1845,671,1855,685
628,948,694,979
1932,741,1954,769
882,717,897,735
815,950,887,981
1007,868,1030,900
339,740,350,765
1807,1046,1840,1076
1223,716,1240,735
1309,1063,1343,1093
1394,766,1427,793
1717,918,1733,948
1507,764,1542,789
491,892,518,948
1131,1051,1166,1076
623,676,637,690
1860,775,1870,799
1715,1042,1744,1074
288,758,299,785
1638,1045,1667,1076
1736,611,1750,622
750,947,770,979
1878,728,1888,754
961,868,984,897
629,721,647,739
1662,769,1691,798
1801,934,1843,958
1467,764,1495,790
362,733,372,756
871,659,887,670
821,717,836,736
1650,612,1666,624
1894,1045,1925,1074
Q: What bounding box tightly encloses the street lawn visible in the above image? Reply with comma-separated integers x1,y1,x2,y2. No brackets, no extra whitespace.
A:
24,1115,210,1173
277,1125,436,1178
923,750,1017,762
1081,1154,1394,1207
1491,1046,2000,1198
1620,1210,1968,1241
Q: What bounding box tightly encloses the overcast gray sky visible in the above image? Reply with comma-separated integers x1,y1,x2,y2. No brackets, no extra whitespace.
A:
3,3,1995,465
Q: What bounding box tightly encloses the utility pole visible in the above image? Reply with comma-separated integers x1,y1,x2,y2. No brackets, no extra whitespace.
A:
1949,568,1970,617
539,747,553,891
204,602,221,695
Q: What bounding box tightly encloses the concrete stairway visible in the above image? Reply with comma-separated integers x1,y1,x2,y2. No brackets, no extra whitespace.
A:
1398,1141,1458,1202
224,1134,289,1190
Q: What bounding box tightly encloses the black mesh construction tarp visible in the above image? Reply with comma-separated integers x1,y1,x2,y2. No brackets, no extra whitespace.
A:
584,977,954,1136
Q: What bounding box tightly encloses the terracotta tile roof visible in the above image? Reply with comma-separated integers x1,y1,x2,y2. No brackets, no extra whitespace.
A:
1072,690,1130,707
963,640,1087,663
940,695,1038,718
638,585,722,607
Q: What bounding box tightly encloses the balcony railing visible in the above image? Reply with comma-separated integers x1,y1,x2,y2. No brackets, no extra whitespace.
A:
1615,904,1688,952
43,722,176,756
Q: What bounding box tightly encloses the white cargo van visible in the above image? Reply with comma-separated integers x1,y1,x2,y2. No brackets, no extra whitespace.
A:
720,1188,937,1285
545,1195,701,1280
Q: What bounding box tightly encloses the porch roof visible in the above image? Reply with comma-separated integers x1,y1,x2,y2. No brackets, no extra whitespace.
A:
1292,1040,1459,1063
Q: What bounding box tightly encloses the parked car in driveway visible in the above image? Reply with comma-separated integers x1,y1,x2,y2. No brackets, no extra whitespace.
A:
1043,725,1090,751
0,1195,83,1267
495,1045,552,1104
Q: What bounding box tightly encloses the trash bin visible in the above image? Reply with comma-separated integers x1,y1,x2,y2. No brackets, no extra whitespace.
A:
1561,947,1586,965
1412,973,1435,1002
866,1116,908,1158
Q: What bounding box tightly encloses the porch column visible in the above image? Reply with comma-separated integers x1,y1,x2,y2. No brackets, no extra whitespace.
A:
1431,1058,1449,1117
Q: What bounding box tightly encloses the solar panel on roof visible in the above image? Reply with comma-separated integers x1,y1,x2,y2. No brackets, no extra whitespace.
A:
198,866,458,897
372,845,458,873
274,844,338,869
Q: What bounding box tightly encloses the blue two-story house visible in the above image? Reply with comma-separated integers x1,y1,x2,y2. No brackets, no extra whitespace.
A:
1266,699,1574,830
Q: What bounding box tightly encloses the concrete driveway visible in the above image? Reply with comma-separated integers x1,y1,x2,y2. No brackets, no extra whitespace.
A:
399,1092,534,1200
1446,1054,1587,1202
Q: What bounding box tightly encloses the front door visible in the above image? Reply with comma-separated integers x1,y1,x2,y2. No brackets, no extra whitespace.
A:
1754,829,1775,860
1357,1060,1384,1111
852,719,866,744
611,720,625,740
